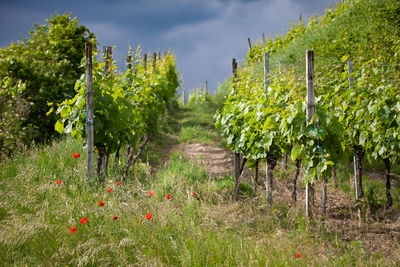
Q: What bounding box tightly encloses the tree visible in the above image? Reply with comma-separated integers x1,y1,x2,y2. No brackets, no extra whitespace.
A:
0,12,94,147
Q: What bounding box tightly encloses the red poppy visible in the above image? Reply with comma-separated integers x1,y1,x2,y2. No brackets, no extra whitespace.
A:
107,188,112,193
80,217,88,224
69,227,76,233
165,194,171,200
98,193,101,196
56,179,62,184
174,206,179,210
295,254,301,258
116,182,121,186
148,191,155,197
113,215,118,220
99,201,104,206
145,213,152,220
73,153,80,159
192,191,196,196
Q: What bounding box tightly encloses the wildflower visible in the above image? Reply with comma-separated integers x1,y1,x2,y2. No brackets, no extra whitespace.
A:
174,206,179,210
99,201,104,206
192,191,196,196
145,213,152,220
116,182,121,186
69,227,76,233
107,188,112,193
295,254,301,258
98,193,101,196
56,179,62,184
148,191,155,197
113,215,118,220
165,194,171,200
80,217,88,224
73,153,80,159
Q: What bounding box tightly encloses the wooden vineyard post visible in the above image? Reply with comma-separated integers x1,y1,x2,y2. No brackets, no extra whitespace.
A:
98,46,113,181
306,50,315,219
264,52,269,93
153,52,157,71
127,54,132,72
348,58,363,228
282,155,288,170
348,58,362,201
264,52,274,207
248,37,252,52
321,176,328,217
85,42,94,181
205,80,208,94
144,54,147,70
332,163,337,188
232,58,240,200
104,46,112,74
262,33,266,44
292,159,301,204
254,42,263,193
348,59,359,202
234,153,240,200
281,61,289,170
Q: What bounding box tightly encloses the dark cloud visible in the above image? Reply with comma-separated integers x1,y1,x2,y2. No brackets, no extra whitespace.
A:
0,0,342,94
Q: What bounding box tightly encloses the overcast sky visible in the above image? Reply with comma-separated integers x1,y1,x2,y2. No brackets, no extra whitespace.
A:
0,0,341,95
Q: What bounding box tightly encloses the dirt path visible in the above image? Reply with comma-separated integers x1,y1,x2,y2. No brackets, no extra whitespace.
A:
159,137,234,178
175,143,234,178
158,133,254,180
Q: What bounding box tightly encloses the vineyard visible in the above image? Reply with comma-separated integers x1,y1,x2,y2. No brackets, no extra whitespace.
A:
216,0,400,219
1,0,400,265
49,44,179,180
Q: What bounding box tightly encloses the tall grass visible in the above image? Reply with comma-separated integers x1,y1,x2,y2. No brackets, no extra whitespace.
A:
0,135,396,266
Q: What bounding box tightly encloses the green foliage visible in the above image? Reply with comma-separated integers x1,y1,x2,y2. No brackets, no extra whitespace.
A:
216,0,400,185
178,126,218,144
215,62,340,183
52,47,180,154
212,78,231,107
0,78,30,158
0,13,94,146
188,88,210,105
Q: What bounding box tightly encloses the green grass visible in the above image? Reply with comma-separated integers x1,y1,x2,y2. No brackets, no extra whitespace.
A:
0,135,396,266
177,125,218,144
171,99,222,145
